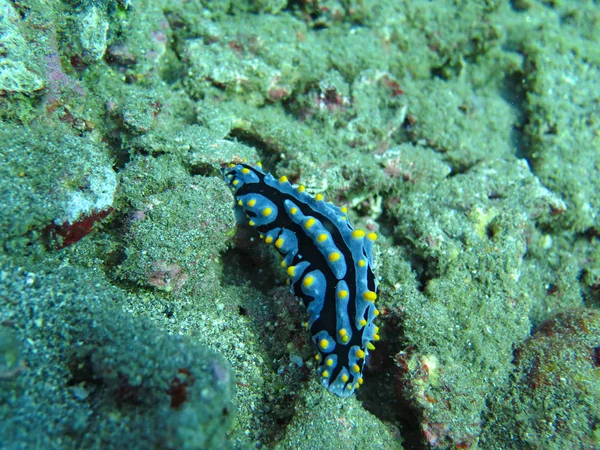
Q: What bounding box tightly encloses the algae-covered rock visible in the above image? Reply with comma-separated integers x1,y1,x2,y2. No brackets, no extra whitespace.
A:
385,158,566,447
0,122,116,250
77,5,109,64
274,381,403,450
117,166,235,295
0,259,235,450
182,13,302,106
0,0,598,448
518,2,600,232
0,0,45,94
481,309,600,449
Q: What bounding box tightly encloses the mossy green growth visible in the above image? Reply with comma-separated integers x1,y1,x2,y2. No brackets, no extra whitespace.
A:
273,381,403,450
481,309,600,449
521,230,594,325
1,0,599,447
182,13,303,107
0,257,235,450
400,76,520,170
379,158,567,447
0,0,46,121
518,2,600,232
116,162,235,296
0,121,116,252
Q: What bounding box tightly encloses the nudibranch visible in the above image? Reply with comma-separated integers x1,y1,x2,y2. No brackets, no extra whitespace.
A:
222,162,379,397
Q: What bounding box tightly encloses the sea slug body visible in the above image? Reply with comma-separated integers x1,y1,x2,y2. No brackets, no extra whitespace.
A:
222,162,379,397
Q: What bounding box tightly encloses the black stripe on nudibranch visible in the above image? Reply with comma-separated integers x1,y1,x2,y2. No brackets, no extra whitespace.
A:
222,162,379,397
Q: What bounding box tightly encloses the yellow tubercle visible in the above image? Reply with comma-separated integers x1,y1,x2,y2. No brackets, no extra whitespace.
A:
367,342,375,350
247,199,256,207
338,290,348,298
315,193,324,201
248,220,255,226
358,259,366,267
232,179,239,186
328,252,341,262
373,334,380,341
265,236,274,244
367,232,378,241
356,349,365,358
303,275,314,287
237,200,243,206
280,260,287,268
359,318,367,327
241,168,250,174
322,370,329,378
304,218,316,229
279,176,288,183
287,266,295,277
256,161,262,167
341,374,349,383
338,328,347,337
363,291,377,302
262,207,272,216
290,207,298,215
341,206,348,213
341,335,349,343
352,364,360,373
317,233,328,242
326,358,334,367
319,339,328,349
298,185,306,193
275,238,284,249
352,230,365,239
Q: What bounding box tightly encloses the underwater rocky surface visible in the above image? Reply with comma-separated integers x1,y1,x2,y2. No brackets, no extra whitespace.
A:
0,0,598,449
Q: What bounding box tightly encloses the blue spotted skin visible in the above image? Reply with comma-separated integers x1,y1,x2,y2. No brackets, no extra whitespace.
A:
223,163,379,397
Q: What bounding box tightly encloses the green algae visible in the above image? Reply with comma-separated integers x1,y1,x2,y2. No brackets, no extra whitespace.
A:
481,309,600,449
378,158,566,447
521,22,600,232
0,257,235,450
273,381,403,450
0,122,116,252
0,0,46,120
116,171,235,295
0,0,599,448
